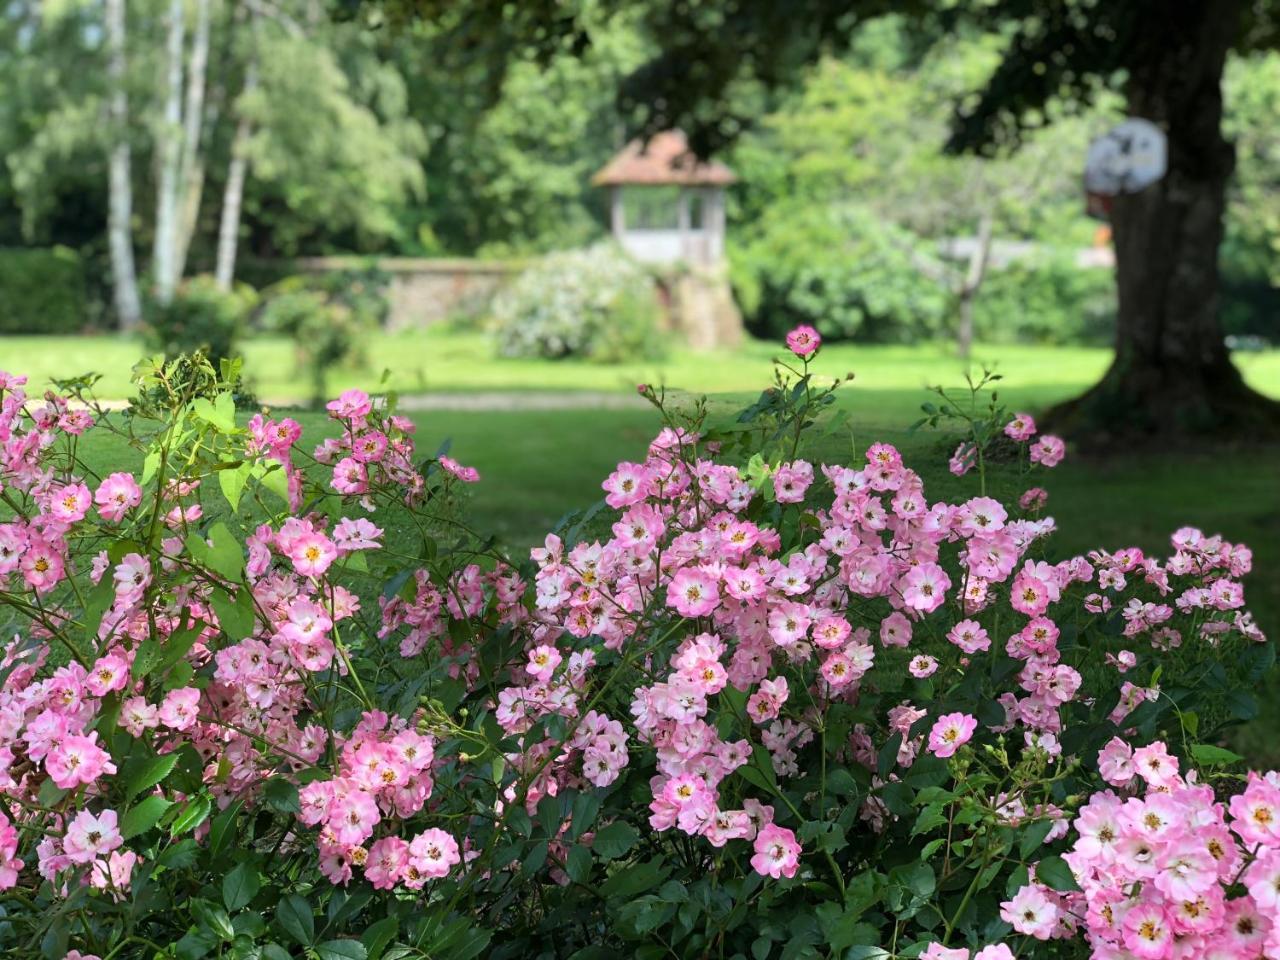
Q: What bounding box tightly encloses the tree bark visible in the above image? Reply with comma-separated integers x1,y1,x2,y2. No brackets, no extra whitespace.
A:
215,43,258,292
105,0,142,331
173,0,213,282
1045,0,1280,444
152,0,186,307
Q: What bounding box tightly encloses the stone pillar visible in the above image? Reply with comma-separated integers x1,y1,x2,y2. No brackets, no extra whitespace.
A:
706,187,725,263
677,188,691,262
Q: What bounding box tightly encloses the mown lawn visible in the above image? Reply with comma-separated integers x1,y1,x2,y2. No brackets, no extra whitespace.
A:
6,329,1279,403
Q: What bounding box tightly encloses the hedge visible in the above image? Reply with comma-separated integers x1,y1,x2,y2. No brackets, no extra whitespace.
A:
0,246,89,334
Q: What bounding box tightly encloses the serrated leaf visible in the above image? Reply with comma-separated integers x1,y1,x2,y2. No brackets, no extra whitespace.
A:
191,900,235,941
218,461,252,512
123,752,179,800
277,893,315,946
222,861,260,912
592,821,638,860
315,940,367,960
361,917,399,960
121,795,174,840
263,778,300,814
210,584,256,641
1036,855,1081,892
1019,819,1056,859
207,522,244,582
169,794,212,838
565,844,592,884
1190,743,1245,766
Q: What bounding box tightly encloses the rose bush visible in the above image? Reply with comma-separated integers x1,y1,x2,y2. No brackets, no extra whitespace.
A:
0,340,1274,960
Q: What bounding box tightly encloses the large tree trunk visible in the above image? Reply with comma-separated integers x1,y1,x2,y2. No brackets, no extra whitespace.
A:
1046,0,1280,444
105,0,142,331
152,0,186,307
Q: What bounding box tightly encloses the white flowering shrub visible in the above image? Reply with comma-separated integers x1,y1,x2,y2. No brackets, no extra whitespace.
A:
492,243,663,362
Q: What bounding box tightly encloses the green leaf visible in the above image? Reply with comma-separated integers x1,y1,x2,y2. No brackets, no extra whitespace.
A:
1019,819,1056,859
211,584,256,641
569,791,602,840
193,396,236,433
218,461,252,512
257,461,291,505
142,449,162,485
122,752,179,801
1036,855,1081,892
263,778,300,814
169,794,212,838
315,940,368,960
191,900,235,942
207,798,245,859
222,861,260,912
1190,744,1245,766
361,918,399,960
592,821,639,860
207,522,245,582
83,575,117,643
277,894,315,946
121,795,174,840
565,844,593,884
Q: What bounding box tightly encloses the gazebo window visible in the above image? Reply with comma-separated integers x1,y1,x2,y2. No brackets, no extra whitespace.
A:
626,186,682,230
592,131,736,268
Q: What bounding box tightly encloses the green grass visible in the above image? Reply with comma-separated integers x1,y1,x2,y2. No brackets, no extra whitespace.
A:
6,329,1278,403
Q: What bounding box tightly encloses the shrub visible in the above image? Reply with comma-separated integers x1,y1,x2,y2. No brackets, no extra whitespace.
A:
732,201,952,342
972,254,1117,345
144,275,256,367
257,266,389,406
492,243,663,361
0,246,88,334
0,340,1274,960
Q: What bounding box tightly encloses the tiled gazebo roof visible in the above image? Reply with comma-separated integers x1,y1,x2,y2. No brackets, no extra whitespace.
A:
592,130,737,187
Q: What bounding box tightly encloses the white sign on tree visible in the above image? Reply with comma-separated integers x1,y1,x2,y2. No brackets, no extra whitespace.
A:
1084,118,1168,218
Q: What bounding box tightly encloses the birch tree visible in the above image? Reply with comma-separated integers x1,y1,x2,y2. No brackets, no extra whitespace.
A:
105,0,142,330
151,0,186,306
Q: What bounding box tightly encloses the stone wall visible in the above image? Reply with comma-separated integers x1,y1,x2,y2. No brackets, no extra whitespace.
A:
290,257,522,331
284,255,743,348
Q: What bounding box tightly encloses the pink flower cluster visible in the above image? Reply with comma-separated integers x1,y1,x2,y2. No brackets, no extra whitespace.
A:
999,739,1280,959
950,410,1066,477
499,409,1262,878
296,712,445,885
0,376,490,894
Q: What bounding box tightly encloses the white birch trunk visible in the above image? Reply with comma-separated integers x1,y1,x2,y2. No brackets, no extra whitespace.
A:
215,59,257,292
105,0,142,330
152,0,186,306
173,0,212,281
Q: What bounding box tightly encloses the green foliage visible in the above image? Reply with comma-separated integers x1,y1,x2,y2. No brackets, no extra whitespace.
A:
972,254,1117,346
732,202,951,342
0,245,87,333
492,243,664,362
144,276,257,367
257,266,388,404
241,29,427,254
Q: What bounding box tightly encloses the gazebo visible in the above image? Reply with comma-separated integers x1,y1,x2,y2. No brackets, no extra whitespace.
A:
592,131,736,268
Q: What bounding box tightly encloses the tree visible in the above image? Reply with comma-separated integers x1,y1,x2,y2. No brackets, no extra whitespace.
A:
356,0,1280,443
105,0,143,330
